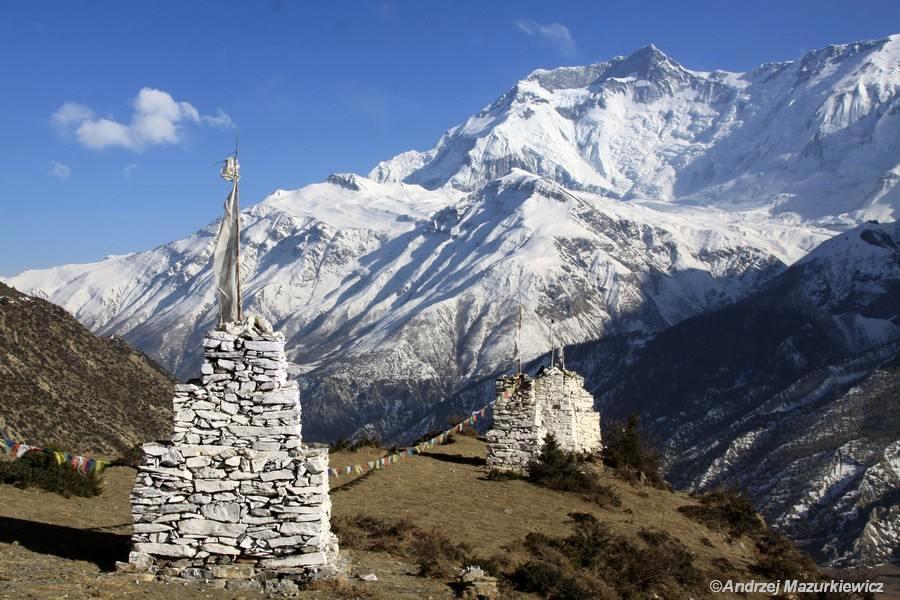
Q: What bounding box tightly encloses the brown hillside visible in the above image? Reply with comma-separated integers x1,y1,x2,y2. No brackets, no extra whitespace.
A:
0,436,894,599
0,282,174,455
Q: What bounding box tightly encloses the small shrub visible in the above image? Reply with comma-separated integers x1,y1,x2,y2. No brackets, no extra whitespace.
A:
414,429,454,445
485,468,524,481
446,415,478,437
514,558,609,600
527,435,621,508
330,437,352,452
329,434,382,452
678,488,764,539
113,444,145,468
350,434,381,451
306,577,378,598
637,527,670,546
752,531,818,580
466,555,508,580
0,449,102,497
331,513,417,554
411,529,471,578
332,513,470,580
511,512,699,600
602,414,665,486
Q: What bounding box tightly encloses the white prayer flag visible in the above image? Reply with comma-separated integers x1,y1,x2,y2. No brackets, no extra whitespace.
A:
213,156,241,325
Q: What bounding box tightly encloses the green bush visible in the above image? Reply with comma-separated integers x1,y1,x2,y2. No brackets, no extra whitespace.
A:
350,434,381,451
329,437,352,452
602,414,664,486
330,434,382,453
752,531,818,581
527,435,621,508
445,415,478,437
0,449,102,497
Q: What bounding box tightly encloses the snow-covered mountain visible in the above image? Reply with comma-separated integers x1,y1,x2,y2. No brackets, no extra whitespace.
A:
9,36,900,442
372,37,900,221
566,220,900,565
6,33,900,566
8,169,824,438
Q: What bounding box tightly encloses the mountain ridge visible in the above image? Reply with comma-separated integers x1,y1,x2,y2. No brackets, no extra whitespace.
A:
371,35,900,221
557,220,900,565
0,282,174,455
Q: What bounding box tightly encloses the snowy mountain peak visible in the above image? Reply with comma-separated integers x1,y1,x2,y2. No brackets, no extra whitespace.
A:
798,220,900,267
524,43,689,92
326,172,369,191
371,35,900,221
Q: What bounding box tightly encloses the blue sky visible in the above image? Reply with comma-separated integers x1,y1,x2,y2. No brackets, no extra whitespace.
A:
2,1,899,276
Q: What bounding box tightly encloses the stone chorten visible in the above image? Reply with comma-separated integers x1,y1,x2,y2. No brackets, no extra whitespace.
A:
125,321,341,589
486,366,602,472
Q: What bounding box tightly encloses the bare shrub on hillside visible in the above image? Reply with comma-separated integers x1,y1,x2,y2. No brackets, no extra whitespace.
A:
333,513,471,579
678,488,765,540
511,512,700,599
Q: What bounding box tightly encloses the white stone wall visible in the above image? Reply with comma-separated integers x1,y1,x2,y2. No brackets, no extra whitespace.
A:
486,367,602,472
485,375,541,471
126,328,341,589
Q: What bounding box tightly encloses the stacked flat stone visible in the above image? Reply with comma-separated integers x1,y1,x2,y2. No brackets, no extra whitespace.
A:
124,327,341,590
486,366,602,472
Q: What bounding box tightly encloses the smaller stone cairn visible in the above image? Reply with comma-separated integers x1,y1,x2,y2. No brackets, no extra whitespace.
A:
486,366,602,472
458,565,500,600
122,320,342,590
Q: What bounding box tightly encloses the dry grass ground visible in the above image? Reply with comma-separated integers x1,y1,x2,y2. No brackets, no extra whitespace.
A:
0,436,896,599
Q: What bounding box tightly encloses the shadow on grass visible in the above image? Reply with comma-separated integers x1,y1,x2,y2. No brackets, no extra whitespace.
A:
0,516,130,571
331,468,379,493
418,452,486,467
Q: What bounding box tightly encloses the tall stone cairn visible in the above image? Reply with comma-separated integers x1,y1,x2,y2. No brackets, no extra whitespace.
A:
124,327,341,591
486,366,602,472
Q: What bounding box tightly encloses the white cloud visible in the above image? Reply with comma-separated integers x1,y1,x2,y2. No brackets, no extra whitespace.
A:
516,19,577,58
47,161,71,180
202,110,234,129
122,163,138,179
51,88,234,151
51,102,94,132
77,118,133,149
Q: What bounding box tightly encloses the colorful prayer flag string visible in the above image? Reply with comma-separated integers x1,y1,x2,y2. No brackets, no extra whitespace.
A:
0,437,109,477
328,394,504,480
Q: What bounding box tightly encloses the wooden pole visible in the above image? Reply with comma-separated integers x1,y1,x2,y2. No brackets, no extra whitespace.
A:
516,303,523,375
233,133,243,322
